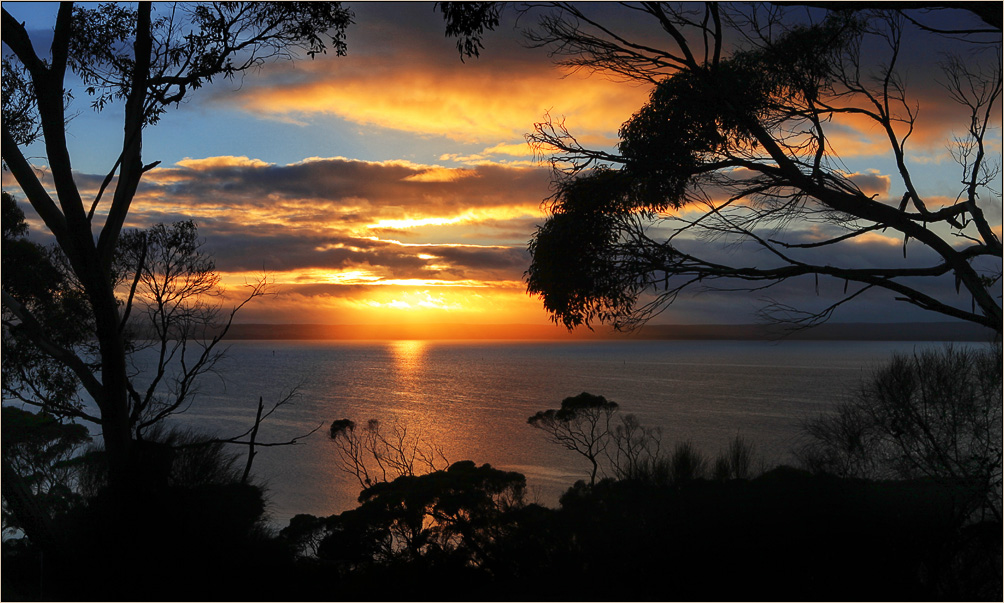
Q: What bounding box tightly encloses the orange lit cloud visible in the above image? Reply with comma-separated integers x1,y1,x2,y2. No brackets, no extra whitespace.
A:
7,156,547,288
225,49,649,148
174,156,273,169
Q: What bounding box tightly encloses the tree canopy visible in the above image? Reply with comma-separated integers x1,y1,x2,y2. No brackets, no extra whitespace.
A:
1,2,353,494
444,2,1003,333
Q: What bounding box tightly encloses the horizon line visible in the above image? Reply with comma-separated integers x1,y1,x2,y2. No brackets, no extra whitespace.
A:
215,321,998,342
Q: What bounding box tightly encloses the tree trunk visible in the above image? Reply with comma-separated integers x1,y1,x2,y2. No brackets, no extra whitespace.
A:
83,262,133,491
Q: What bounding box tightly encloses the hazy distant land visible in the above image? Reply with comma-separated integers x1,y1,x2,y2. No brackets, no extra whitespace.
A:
221,322,998,342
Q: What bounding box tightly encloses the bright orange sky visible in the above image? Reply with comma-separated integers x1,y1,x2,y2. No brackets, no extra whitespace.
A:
4,3,1000,331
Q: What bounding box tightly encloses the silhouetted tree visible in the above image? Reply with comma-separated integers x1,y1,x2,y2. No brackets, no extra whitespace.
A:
329,417,449,488
528,392,672,485
443,3,1002,334
607,412,662,480
796,345,1003,521
297,461,527,580
3,203,309,542
2,1,353,496
1,407,90,549
528,392,620,485
2,193,92,419
712,434,760,481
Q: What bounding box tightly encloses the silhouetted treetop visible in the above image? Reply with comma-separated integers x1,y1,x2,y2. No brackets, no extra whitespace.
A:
2,0,354,496
448,3,1004,332
439,2,502,60
529,392,620,424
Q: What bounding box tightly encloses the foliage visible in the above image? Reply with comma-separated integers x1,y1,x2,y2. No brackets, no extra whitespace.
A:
0,58,42,148
1,407,90,536
528,393,761,486
281,454,997,601
2,198,300,553
796,345,1003,521
666,440,709,483
550,466,991,600
712,434,759,481
607,412,663,481
2,193,93,418
283,460,529,579
438,2,502,60
1,0,354,498
2,209,262,434
528,392,621,485
443,4,1003,332
65,2,353,124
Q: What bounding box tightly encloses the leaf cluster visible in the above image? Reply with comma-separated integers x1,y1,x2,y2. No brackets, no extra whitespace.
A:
0,59,42,147
526,178,642,329
62,2,354,124
3,194,93,414
1,406,91,532
528,391,620,425
294,461,527,571
439,2,502,60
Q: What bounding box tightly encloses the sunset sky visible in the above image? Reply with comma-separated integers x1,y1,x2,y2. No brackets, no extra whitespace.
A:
3,2,1001,330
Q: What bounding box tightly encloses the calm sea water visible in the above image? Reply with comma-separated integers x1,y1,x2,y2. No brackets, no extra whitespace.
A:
147,339,953,526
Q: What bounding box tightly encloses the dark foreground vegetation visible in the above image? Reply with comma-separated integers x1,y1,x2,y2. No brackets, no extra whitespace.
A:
2,459,999,601
3,347,1001,601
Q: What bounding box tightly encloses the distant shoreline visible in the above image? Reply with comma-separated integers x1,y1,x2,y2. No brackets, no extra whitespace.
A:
217,322,999,342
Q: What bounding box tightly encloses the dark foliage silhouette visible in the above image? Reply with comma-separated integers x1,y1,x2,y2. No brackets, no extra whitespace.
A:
796,345,1003,522
441,3,1002,334
2,0,353,502
528,392,620,485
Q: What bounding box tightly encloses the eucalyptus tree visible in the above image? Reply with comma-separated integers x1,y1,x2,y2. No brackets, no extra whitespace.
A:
1,3,353,492
528,392,621,485
443,3,1002,333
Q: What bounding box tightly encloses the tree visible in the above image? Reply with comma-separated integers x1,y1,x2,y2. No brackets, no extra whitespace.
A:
2,2,353,493
795,345,1002,522
2,193,92,418
3,212,259,431
528,392,620,485
607,412,663,481
315,461,528,573
1,407,90,549
328,417,449,489
3,205,309,556
444,3,1002,333
114,220,267,438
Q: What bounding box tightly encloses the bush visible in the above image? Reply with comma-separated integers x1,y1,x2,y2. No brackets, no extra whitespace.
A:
712,434,759,481
796,345,1002,521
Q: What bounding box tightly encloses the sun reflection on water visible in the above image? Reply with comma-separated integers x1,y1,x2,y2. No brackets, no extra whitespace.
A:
383,340,477,471
390,340,427,376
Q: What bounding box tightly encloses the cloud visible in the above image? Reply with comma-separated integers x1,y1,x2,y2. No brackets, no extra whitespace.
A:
845,170,892,198
207,2,651,149
227,56,648,147
482,142,535,157
7,153,549,304
17,156,549,292
401,167,478,183
138,156,551,218
175,156,273,170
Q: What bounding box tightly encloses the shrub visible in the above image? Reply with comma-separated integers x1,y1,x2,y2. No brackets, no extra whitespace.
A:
796,345,1002,521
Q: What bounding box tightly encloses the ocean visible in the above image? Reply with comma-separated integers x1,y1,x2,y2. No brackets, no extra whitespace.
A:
148,338,960,526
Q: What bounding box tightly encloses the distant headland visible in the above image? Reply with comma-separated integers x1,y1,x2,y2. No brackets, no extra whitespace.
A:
220,322,999,342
